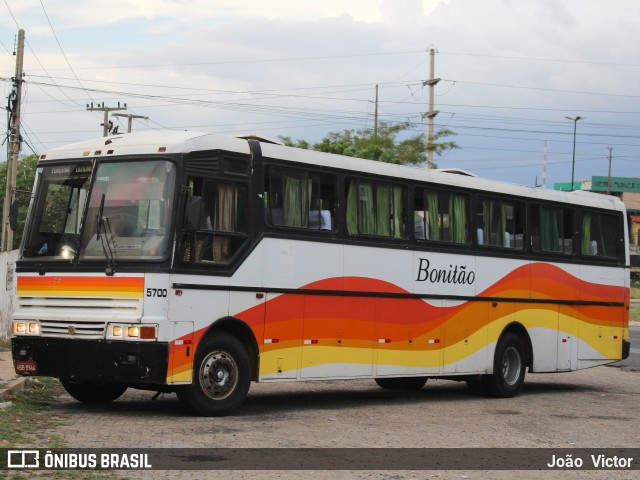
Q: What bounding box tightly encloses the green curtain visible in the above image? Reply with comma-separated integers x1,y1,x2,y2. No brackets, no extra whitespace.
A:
581,214,592,255
541,207,561,252
358,183,375,234
346,181,358,235
427,191,440,241
376,185,391,236
451,194,467,244
392,186,403,239
283,175,308,227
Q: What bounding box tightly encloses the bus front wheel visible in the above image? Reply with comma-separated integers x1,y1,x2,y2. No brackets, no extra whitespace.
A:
483,332,526,398
177,332,251,416
61,379,127,403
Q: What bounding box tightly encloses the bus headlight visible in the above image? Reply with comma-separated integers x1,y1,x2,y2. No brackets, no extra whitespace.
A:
107,324,157,341
13,321,40,336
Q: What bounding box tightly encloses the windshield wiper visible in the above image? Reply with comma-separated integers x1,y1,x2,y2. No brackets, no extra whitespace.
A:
96,193,116,276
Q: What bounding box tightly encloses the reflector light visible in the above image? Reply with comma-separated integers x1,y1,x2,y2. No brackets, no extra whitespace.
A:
140,326,156,340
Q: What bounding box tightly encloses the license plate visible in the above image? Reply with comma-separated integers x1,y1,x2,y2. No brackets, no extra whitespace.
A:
15,360,37,374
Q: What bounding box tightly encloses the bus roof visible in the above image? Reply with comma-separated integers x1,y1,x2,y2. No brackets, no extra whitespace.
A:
39,130,624,212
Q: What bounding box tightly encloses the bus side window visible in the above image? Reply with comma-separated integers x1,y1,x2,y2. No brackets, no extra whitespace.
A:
477,197,525,250
182,179,248,265
581,212,622,258
413,187,468,244
532,204,574,254
346,179,405,239
265,167,336,232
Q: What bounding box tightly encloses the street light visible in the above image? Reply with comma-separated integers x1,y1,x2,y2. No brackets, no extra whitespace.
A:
565,115,585,191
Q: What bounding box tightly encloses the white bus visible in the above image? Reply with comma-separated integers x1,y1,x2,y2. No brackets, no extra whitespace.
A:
11,131,631,416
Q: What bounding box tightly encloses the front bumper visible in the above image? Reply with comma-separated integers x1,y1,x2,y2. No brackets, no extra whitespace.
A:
11,337,169,385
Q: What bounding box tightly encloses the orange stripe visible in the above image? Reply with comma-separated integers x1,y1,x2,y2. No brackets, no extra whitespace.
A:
17,276,144,296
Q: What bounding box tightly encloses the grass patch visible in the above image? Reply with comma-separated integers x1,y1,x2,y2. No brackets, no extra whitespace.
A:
0,379,117,479
0,377,66,448
630,306,640,323
0,338,10,352
631,286,640,300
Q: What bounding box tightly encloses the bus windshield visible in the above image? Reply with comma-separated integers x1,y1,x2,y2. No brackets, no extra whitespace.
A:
21,163,92,260
80,160,177,261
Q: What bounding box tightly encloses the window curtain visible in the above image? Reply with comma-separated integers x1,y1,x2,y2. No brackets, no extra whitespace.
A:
501,204,509,247
346,181,358,235
283,175,309,228
427,191,440,241
451,194,467,244
213,184,237,262
376,185,391,236
541,207,561,252
358,183,375,234
214,184,236,231
482,200,493,246
581,214,592,255
392,186,403,239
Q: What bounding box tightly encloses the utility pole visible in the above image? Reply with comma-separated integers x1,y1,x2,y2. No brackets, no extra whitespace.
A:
607,147,613,195
423,48,440,169
2,29,25,252
373,84,379,140
113,112,149,133
86,102,127,136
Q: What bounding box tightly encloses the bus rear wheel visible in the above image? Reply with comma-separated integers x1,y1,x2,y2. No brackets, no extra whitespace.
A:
177,332,251,416
375,377,428,391
61,379,127,403
483,332,526,398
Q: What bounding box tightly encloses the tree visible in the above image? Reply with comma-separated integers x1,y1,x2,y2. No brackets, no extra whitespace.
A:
0,153,38,248
279,122,459,167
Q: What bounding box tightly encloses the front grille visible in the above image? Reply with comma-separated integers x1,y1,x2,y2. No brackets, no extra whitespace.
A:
14,296,143,339
40,320,106,338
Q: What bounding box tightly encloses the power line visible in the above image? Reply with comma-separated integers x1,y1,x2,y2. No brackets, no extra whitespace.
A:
38,0,94,103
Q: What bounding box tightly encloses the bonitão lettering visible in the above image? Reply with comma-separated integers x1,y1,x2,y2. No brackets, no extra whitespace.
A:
415,258,475,285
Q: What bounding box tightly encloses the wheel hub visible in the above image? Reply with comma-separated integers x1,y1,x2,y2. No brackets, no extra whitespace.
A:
199,351,238,401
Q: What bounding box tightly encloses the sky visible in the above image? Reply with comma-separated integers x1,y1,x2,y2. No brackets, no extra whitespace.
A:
1,0,639,188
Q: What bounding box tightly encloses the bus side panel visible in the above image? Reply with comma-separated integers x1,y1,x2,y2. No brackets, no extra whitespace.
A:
375,298,443,377
442,300,488,374
261,292,303,380
300,294,375,379
578,264,627,363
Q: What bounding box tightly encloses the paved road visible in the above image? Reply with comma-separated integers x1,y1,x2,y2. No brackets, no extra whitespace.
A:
31,360,640,480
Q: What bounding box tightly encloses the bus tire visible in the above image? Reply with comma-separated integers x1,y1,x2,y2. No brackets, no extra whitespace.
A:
374,377,428,391
177,332,251,416
61,379,127,403
483,332,526,398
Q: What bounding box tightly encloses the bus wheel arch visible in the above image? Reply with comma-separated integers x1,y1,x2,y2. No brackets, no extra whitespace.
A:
204,317,260,381
177,318,258,416
482,323,532,398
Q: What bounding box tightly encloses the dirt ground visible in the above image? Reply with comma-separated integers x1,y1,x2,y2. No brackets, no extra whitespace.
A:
31,364,640,480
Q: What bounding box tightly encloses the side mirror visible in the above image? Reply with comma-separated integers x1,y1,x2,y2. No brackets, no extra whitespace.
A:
184,196,203,232
9,200,18,231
